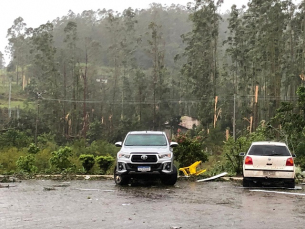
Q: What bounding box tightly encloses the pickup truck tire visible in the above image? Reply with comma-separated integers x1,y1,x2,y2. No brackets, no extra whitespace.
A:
114,166,129,185
160,165,177,186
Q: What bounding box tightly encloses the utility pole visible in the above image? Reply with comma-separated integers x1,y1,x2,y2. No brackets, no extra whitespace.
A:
233,94,236,141
35,92,42,146
8,77,12,118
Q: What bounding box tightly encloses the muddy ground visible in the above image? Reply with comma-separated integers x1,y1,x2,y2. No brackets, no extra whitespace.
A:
1,178,305,229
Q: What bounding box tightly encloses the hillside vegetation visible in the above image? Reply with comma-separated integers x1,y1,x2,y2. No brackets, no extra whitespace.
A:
1,0,305,175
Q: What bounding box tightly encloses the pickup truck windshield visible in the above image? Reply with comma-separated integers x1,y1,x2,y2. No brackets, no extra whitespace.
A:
124,134,167,146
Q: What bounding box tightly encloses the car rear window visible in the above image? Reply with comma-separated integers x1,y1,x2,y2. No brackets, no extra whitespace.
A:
124,134,167,146
248,145,291,156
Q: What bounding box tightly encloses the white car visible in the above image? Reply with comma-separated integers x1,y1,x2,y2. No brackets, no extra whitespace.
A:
114,131,178,185
239,141,296,188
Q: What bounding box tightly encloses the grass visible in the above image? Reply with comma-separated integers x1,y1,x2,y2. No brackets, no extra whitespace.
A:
0,79,34,109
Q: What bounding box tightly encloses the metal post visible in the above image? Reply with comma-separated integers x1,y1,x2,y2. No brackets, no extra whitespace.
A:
233,94,236,141
8,77,11,118
35,92,42,146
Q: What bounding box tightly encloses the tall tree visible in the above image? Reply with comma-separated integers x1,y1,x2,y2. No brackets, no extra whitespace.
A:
6,17,28,86
0,51,4,68
181,0,222,127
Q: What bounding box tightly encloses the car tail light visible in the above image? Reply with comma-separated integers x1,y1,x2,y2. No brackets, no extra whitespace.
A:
245,156,253,165
286,157,294,166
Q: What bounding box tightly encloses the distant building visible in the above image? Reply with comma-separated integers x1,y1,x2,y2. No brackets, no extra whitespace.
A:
178,116,200,133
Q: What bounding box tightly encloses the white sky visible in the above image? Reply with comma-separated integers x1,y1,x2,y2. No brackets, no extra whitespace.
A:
0,0,295,65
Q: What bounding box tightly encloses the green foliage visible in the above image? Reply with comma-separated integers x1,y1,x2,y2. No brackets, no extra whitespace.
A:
28,143,40,154
70,139,90,157
79,154,95,173
0,130,32,149
295,142,305,171
16,154,37,174
0,147,25,174
49,147,74,173
87,120,103,143
35,147,53,173
3,3,305,175
174,132,208,168
268,88,305,169
89,140,118,157
95,155,115,174
221,125,266,175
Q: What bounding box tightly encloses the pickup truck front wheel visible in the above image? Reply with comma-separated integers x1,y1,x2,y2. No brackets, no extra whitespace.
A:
114,166,129,185
160,165,177,186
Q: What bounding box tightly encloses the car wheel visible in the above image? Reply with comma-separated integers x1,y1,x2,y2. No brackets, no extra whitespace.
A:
286,179,295,189
114,166,129,185
160,165,177,186
243,178,251,187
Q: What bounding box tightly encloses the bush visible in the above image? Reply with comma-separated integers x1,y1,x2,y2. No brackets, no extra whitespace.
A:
79,154,95,173
89,140,118,157
28,143,40,154
96,155,115,174
0,147,25,174
49,146,74,173
16,154,37,174
0,130,32,149
221,125,267,175
174,133,208,168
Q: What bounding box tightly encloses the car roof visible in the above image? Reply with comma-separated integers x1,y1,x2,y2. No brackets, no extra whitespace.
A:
251,141,287,146
128,131,165,135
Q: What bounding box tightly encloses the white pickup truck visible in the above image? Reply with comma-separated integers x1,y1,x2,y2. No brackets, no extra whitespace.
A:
114,131,178,185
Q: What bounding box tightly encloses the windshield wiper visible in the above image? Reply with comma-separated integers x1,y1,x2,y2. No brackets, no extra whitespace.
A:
269,153,281,156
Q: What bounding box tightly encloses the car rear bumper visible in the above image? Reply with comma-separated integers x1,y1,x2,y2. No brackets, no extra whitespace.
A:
243,176,295,187
244,169,295,179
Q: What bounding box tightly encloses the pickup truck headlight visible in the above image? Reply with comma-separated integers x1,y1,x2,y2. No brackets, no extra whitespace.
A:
118,153,130,158
159,153,172,159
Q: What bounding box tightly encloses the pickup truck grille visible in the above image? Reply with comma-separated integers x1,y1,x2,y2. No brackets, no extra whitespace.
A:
131,155,158,162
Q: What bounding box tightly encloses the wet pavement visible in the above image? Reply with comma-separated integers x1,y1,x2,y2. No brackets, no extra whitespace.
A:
1,178,305,229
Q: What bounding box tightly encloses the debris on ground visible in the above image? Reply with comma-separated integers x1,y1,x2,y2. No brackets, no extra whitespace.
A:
75,188,100,191
0,184,10,188
43,187,56,191
250,189,305,196
52,184,70,187
197,172,228,182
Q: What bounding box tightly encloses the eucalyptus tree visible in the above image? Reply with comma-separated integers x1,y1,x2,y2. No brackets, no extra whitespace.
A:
181,0,222,128
0,51,4,68
293,0,305,87
105,10,123,131
146,21,164,130
63,21,79,137
225,4,249,132
27,23,62,136
6,17,28,86
247,1,295,117
119,8,138,121
225,0,298,132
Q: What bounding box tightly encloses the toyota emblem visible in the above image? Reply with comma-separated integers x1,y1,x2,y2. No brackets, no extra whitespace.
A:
141,155,148,160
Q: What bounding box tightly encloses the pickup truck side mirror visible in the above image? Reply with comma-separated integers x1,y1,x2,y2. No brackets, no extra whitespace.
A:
115,141,122,147
239,152,245,156
170,142,178,148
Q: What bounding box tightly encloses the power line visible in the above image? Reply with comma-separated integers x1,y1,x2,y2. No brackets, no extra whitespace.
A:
40,95,300,104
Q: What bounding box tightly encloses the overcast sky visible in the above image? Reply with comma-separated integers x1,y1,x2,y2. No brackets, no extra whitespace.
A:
0,0,299,65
